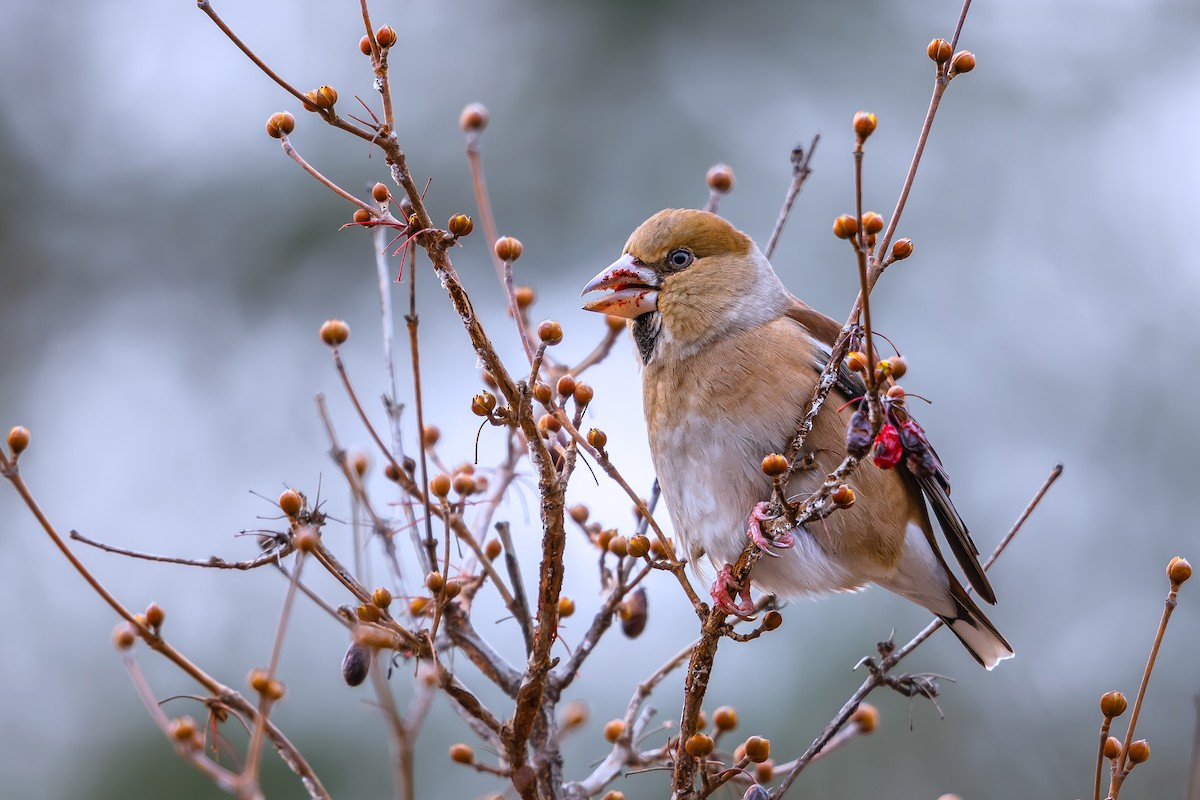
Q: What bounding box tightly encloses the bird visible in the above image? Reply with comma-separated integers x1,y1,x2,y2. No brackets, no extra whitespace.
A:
580,208,1013,669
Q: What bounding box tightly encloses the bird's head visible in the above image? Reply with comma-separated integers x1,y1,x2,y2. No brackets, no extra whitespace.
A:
581,209,789,363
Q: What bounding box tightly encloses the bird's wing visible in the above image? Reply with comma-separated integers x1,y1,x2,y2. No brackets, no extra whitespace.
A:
791,309,997,605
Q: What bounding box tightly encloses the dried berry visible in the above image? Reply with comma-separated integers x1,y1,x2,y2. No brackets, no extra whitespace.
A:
320,319,350,347
845,404,872,459
341,642,371,686
685,733,714,758
619,587,648,638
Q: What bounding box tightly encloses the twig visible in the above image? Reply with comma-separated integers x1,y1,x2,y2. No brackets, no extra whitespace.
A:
763,135,820,260
69,529,294,570
496,521,535,654
770,463,1061,798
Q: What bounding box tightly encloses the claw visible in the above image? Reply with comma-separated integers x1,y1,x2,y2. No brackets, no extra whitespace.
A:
747,501,793,556
711,565,755,617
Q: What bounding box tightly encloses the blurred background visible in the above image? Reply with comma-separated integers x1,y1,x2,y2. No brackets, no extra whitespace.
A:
2,0,1198,797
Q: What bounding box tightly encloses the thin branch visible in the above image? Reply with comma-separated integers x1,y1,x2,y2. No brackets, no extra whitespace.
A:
763,134,820,261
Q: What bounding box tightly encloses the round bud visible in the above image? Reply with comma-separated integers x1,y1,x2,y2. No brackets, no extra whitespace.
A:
375,25,397,48
608,535,629,557
569,504,589,524
649,537,673,559
353,208,375,227
313,85,338,109
358,35,372,56
452,472,476,496
1103,736,1121,760
145,603,165,628
425,571,445,593
832,484,855,509
706,164,735,193
1127,739,1149,764
429,473,452,498
420,425,441,448
169,716,198,742
302,91,319,113
532,383,553,405
763,610,783,631
320,319,350,347
1100,691,1128,718
927,38,953,64
484,538,502,560
356,603,380,623
444,579,462,599
341,642,371,686
113,623,137,650
888,355,908,379
846,351,867,373
294,527,319,552
371,183,390,203
448,214,474,237
351,452,369,478
604,719,625,743
950,51,976,76
563,699,588,728
627,534,651,559
601,792,625,800
471,391,497,416
891,238,914,260
384,462,402,482
514,286,535,308
6,425,30,455
537,414,562,436
761,453,788,477
587,428,608,450
851,703,878,733
459,102,489,132
861,211,884,234
1168,556,1192,584
853,111,877,140
265,111,296,139
449,743,475,765
372,587,392,608
558,596,576,617
249,669,271,693
685,733,714,758
713,705,738,731
744,736,771,763
480,370,499,390
593,530,614,553
408,597,429,616
755,760,775,783
556,374,577,398
494,236,523,262
832,214,859,240
278,489,302,518
537,320,563,345
573,382,595,406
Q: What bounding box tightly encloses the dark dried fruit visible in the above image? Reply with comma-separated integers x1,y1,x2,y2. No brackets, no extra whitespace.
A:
845,404,872,458
341,642,371,686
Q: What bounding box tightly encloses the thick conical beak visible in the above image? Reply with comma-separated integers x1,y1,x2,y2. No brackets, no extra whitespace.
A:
580,253,660,319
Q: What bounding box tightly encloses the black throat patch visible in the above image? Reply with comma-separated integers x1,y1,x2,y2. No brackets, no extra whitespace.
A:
632,313,662,364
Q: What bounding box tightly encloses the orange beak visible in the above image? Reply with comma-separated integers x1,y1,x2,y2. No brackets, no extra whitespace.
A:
580,254,659,319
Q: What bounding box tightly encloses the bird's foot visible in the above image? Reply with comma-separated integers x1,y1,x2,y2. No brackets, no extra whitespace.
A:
747,501,793,557
711,564,755,617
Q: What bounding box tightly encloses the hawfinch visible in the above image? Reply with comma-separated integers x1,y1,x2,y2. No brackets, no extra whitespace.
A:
581,208,1012,669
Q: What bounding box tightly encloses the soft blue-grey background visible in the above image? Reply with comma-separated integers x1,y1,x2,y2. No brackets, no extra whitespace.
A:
2,1,1198,798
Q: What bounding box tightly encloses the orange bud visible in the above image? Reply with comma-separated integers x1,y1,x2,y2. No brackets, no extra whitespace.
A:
459,102,489,132
1100,691,1127,718
853,111,877,140
713,706,738,731
1168,556,1192,584
449,743,475,764
265,111,295,139
319,319,349,347
950,51,976,76
375,25,397,48
429,474,452,498
371,183,390,203
832,214,859,239
556,374,577,398
604,719,625,742
891,238,914,260
706,164,734,193
586,428,608,449
851,703,878,733
313,85,338,109
927,38,952,64
573,383,595,405
763,610,783,631
1127,739,1149,764
494,236,523,262
685,733,714,758
514,286,535,308
1103,736,1121,760
372,587,392,608
761,453,788,477
537,320,563,345
558,596,576,617
358,35,373,56
471,391,497,416
861,211,884,234
279,489,303,517
448,214,473,237
744,736,771,763
484,538,502,560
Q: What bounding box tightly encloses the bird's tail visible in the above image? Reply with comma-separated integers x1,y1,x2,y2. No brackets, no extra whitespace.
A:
938,583,1013,670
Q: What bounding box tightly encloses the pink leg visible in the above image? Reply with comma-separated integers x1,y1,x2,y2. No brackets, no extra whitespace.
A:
710,564,754,617
747,501,794,556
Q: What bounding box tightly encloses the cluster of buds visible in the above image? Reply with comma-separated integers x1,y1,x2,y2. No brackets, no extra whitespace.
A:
927,38,976,77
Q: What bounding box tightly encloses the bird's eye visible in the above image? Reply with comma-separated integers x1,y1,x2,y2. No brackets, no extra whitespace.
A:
666,249,693,270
